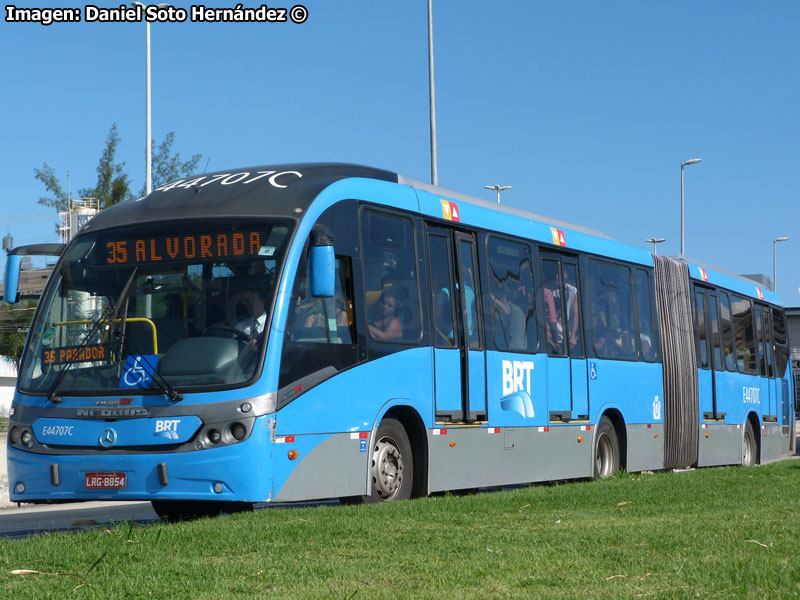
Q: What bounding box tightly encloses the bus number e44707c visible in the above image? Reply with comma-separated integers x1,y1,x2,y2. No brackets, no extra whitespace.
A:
85,472,127,489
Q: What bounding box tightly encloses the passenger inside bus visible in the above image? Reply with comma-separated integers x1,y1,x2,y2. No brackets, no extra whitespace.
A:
368,288,403,341
543,285,563,350
490,284,525,350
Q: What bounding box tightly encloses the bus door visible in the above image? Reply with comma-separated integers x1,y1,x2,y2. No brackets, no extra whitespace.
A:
706,291,725,420
754,305,774,419
693,288,715,420
541,253,588,421
426,226,486,422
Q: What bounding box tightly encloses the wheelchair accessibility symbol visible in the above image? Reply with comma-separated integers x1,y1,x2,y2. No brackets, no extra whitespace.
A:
119,355,159,389
589,362,598,380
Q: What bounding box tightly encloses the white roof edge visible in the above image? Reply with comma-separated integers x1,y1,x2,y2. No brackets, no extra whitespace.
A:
678,254,776,289
396,175,614,241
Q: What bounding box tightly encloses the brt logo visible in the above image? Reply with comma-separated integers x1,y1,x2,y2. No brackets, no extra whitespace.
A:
155,419,179,432
502,360,535,396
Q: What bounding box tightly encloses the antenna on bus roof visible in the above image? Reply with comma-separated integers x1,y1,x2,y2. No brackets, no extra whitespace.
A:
202,157,211,174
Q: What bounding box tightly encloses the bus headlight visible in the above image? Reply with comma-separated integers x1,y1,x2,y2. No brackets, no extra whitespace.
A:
9,426,20,444
20,429,34,448
230,422,247,441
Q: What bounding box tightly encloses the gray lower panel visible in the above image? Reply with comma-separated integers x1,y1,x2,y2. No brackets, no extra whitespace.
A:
427,425,592,493
275,433,368,502
697,424,743,467
626,424,665,472
761,425,791,465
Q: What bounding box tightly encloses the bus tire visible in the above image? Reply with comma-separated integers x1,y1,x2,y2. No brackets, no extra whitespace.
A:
366,417,414,503
742,421,758,466
594,416,620,478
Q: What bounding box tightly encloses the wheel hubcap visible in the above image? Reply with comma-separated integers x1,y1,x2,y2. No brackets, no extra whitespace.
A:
743,430,753,465
372,436,403,500
596,433,613,477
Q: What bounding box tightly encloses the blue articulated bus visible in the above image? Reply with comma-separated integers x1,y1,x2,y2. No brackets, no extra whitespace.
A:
4,163,795,519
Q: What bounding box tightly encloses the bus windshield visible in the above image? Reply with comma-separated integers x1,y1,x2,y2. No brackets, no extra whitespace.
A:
19,219,292,396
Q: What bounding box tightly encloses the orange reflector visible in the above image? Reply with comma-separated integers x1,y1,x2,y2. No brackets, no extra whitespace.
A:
705,432,710,438
449,442,456,448
577,436,584,443
287,450,299,460
654,434,658,439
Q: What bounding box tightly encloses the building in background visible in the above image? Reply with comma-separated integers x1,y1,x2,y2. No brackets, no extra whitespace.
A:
59,197,99,244
0,356,16,417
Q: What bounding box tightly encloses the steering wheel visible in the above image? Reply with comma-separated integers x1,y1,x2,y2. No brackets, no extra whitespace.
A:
203,325,251,344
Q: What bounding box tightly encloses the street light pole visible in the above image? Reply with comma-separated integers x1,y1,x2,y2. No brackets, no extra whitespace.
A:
773,236,789,292
427,0,438,186
484,185,511,204
133,2,167,196
145,14,152,195
680,158,702,255
645,237,666,255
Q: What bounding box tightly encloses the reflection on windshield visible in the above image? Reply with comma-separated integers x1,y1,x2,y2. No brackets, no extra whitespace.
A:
19,220,291,395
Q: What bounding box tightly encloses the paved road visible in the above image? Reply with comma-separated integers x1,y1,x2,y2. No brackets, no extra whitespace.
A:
0,439,158,536
0,500,158,538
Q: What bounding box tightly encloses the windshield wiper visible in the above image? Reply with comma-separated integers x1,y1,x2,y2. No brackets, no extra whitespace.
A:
46,268,139,403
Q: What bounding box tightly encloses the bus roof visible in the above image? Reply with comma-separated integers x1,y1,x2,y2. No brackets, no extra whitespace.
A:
681,255,782,305
80,163,398,235
82,161,615,241
64,162,785,305
398,175,613,241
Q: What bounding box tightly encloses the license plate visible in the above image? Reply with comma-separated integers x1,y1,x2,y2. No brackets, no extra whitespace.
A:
85,471,127,489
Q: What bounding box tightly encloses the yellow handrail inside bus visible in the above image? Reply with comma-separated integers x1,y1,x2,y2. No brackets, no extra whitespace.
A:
54,317,158,354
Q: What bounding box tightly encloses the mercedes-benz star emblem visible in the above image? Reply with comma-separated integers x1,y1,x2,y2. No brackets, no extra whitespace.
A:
99,429,117,448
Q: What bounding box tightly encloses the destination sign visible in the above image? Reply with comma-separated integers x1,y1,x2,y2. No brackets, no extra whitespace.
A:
101,231,266,265
43,344,109,366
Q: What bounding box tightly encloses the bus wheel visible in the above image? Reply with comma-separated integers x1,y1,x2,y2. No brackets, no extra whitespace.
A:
742,421,758,466
151,500,252,522
594,416,620,478
367,418,413,502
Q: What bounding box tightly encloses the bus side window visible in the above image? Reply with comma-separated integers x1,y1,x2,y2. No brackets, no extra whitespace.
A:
753,306,766,377
761,308,774,378
719,292,736,371
695,291,709,369
772,307,790,378
542,259,565,356
588,259,637,360
708,294,723,370
362,211,421,344
634,269,656,362
487,237,536,353
428,234,456,348
732,295,756,374
278,251,358,390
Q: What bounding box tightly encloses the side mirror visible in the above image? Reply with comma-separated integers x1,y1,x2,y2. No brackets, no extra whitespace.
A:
4,254,23,304
3,243,66,304
310,245,335,297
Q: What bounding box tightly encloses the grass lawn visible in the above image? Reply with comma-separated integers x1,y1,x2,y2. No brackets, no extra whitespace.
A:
1,460,799,599
0,417,7,434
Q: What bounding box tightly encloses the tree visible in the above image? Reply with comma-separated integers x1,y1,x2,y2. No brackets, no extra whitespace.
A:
87,123,131,209
143,132,203,196
35,123,131,211
35,124,203,212
0,301,37,369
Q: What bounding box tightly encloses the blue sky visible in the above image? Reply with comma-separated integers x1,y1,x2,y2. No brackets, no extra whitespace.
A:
2,1,798,303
